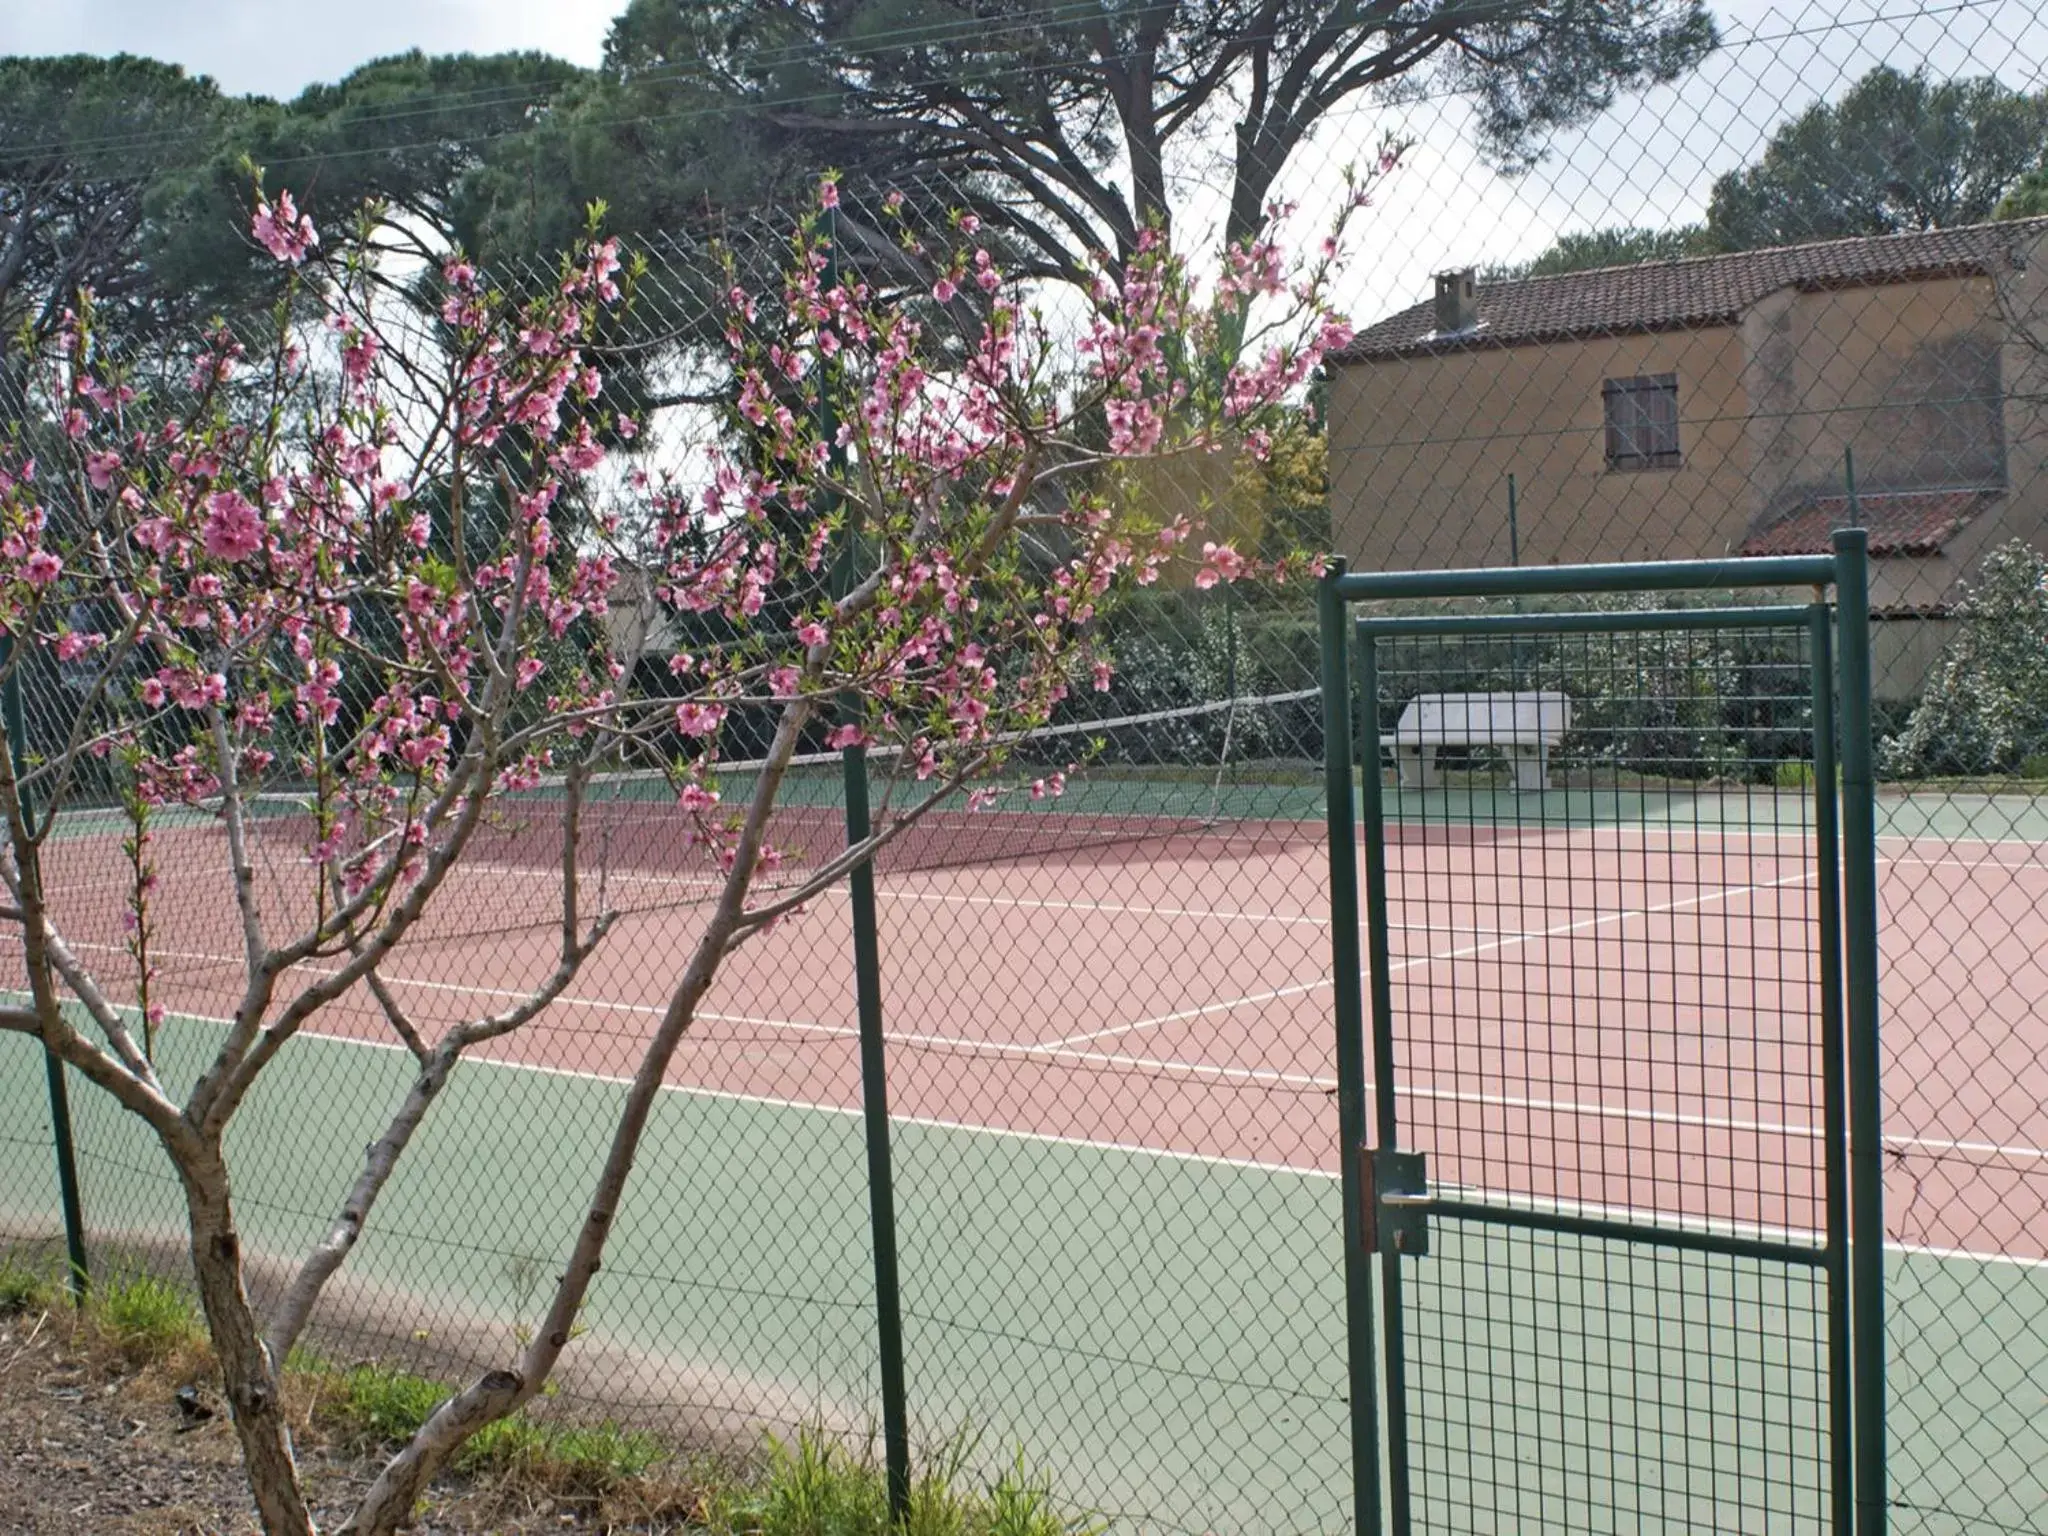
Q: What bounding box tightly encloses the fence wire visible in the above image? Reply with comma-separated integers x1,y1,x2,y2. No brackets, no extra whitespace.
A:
3,1,2048,1532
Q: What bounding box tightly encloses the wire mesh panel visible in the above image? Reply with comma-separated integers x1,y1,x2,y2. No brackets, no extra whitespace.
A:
1357,607,1849,1536
6,5,2048,1525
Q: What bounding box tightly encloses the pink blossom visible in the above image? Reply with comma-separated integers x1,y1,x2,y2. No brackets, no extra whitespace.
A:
21,551,61,586
201,491,265,562
675,701,725,737
818,178,841,210
679,783,720,812
932,277,958,303
826,723,868,750
797,620,829,648
252,189,318,265
85,450,122,490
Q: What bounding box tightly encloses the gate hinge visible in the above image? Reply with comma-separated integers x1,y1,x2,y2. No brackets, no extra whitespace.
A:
1360,1147,1430,1257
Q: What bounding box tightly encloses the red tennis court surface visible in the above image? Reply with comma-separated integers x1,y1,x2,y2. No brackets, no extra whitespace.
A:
22,803,2048,1267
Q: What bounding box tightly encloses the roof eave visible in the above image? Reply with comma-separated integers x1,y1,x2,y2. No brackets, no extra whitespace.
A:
1331,311,1743,365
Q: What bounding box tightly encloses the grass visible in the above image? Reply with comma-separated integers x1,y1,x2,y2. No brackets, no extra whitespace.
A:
86,1267,206,1362
706,1428,1103,1536
299,1354,679,1500
1,1253,1104,1533
0,1252,62,1316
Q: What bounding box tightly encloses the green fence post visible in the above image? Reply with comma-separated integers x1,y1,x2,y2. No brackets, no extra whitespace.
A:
820,198,911,1528
1352,628,1411,1536
1831,526,1885,1536
1320,561,1382,1536
1809,602,1853,1536
842,743,911,1523
1,641,89,1302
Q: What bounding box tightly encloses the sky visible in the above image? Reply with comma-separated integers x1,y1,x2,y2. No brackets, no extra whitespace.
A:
0,1,617,94
6,0,2048,327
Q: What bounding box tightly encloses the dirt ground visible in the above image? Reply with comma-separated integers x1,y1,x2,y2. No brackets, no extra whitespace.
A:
0,1305,698,1536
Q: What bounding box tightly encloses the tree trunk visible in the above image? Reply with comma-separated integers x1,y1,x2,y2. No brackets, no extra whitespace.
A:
178,1145,317,1536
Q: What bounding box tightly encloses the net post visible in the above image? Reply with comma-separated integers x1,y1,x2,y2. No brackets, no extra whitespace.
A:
822,199,910,1527
1831,525,1885,1536
1,639,89,1303
1320,560,1383,1536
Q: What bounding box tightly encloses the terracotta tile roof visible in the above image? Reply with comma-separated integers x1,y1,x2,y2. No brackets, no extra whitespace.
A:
1738,488,2000,558
1333,219,2048,363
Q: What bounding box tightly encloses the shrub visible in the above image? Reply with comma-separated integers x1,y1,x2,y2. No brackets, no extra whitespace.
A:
1883,542,2048,778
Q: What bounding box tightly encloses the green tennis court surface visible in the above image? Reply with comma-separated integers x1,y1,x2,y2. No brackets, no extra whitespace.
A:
5,1019,2043,1532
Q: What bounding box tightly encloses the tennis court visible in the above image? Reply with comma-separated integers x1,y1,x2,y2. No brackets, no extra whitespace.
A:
5,763,2047,1531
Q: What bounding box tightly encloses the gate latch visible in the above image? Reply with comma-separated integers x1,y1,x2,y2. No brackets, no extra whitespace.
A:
1360,1147,1430,1257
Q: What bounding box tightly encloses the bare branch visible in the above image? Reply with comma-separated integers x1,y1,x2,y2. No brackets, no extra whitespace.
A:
210,709,269,983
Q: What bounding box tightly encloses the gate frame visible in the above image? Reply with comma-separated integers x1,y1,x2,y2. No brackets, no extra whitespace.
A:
1316,529,1883,1536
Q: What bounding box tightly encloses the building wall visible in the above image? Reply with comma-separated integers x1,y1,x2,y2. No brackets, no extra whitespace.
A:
1328,248,2048,701
1328,327,1754,572
1742,275,2006,524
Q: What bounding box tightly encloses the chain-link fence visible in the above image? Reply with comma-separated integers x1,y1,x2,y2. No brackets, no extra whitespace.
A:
6,1,2048,1531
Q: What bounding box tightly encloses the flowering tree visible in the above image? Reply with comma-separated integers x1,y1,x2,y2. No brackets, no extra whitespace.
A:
1882,540,2048,778
0,174,1361,1535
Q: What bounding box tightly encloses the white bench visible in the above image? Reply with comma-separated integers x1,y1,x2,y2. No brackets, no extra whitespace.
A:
1389,692,1573,793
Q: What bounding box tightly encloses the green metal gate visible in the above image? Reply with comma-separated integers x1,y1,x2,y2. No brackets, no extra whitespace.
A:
1317,532,1884,1536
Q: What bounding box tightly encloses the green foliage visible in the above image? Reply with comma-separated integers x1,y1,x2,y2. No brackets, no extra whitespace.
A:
1706,65,2048,250
1883,542,2048,778
714,1428,891,1534
323,1363,451,1449
148,50,594,313
0,55,245,351
88,1269,204,1359
494,0,1715,287
1997,167,2048,219
0,1252,60,1315
311,1358,660,1488
1486,225,1715,279
708,1428,1099,1536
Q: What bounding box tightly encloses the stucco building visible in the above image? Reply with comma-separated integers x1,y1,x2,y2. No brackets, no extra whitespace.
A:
1327,219,2048,694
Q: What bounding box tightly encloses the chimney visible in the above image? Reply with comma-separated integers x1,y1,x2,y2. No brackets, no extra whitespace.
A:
1434,268,1478,333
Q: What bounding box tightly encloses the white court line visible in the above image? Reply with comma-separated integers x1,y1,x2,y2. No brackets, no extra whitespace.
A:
1036,865,1819,1050
872,885,1334,930
25,984,2045,1273
63,929,2045,1176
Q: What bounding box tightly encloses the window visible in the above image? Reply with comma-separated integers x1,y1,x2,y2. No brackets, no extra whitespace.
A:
1603,373,1681,469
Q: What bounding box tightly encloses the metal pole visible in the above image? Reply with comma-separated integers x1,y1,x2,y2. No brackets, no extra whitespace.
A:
1355,630,1410,1536
842,744,911,1523
1808,602,1853,1536
819,199,911,1526
1,641,88,1302
1831,526,1885,1536
1319,562,1382,1535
